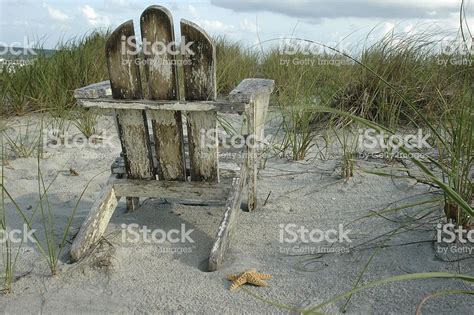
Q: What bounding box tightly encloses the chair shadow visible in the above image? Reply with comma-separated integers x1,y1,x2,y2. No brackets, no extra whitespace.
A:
108,197,225,272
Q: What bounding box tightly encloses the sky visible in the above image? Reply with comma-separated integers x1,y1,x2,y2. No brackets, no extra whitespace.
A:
0,0,472,51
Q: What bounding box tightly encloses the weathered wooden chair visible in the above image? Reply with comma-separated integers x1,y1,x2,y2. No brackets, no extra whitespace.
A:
70,5,274,271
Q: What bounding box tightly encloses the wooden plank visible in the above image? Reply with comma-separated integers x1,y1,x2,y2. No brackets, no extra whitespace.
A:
114,110,154,179
186,111,219,181
208,160,247,271
245,102,258,211
70,176,119,262
229,78,275,210
228,78,275,103
229,78,275,142
141,6,186,181
181,19,219,182
113,178,230,202
74,81,112,99
112,155,240,178
106,20,142,100
77,98,246,113
106,19,154,210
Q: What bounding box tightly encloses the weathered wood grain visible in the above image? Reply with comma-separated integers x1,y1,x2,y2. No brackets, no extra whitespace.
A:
112,155,240,178
77,98,246,113
113,178,230,202
106,20,142,100
228,78,275,103
208,159,247,271
141,6,186,181
229,78,275,210
70,176,119,262
229,78,275,142
245,102,258,211
181,19,218,182
74,81,112,99
106,19,154,211
186,110,218,181
114,110,154,179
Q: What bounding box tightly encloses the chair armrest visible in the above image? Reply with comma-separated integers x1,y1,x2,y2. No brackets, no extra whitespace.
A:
228,78,274,103
74,81,112,99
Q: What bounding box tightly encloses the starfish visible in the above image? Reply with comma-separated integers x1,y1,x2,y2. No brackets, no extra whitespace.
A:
227,268,272,290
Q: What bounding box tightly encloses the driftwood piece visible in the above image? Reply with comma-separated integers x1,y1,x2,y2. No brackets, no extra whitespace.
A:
106,20,154,211
141,6,186,181
181,19,219,182
70,176,119,261
208,158,247,271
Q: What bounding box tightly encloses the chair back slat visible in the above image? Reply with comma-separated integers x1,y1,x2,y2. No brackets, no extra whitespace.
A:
106,20,154,179
141,6,186,181
180,19,219,182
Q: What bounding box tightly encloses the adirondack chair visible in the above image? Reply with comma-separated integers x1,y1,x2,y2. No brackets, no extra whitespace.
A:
70,5,274,271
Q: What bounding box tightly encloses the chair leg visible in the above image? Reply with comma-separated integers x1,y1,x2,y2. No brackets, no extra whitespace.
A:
246,137,257,211
245,100,258,211
209,162,247,271
126,197,140,212
70,176,119,261
247,170,257,210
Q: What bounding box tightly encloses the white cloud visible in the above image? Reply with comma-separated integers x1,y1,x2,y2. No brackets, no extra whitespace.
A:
43,3,69,22
187,5,197,16
106,0,130,6
383,22,395,34
404,24,413,33
80,5,110,26
240,18,257,33
211,0,461,21
199,20,235,33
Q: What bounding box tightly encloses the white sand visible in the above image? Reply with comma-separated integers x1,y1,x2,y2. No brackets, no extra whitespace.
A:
0,113,472,314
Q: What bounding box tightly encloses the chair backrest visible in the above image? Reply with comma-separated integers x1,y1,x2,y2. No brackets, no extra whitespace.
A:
105,5,218,183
